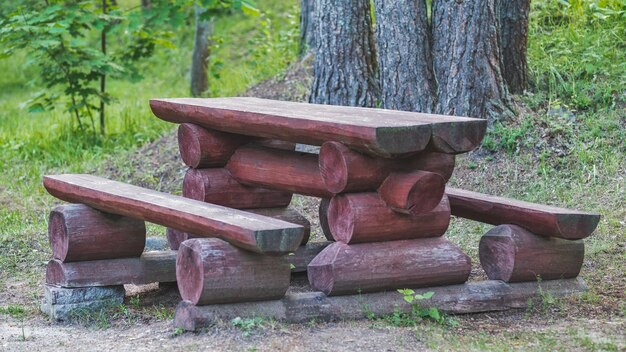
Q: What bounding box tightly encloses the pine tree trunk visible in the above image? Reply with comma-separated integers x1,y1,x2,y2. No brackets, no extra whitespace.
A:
299,0,316,56
497,0,530,94
432,0,514,121
190,5,213,97
309,0,379,107
374,0,436,113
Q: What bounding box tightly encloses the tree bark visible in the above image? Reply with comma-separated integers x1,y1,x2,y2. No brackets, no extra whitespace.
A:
299,0,316,56
309,0,379,107
497,0,530,94
373,0,436,113
432,0,514,121
190,5,213,97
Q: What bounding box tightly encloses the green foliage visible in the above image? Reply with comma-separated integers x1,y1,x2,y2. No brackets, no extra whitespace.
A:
231,316,265,336
397,289,446,324
0,305,27,319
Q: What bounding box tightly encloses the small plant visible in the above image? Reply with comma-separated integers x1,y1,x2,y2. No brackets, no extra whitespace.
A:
231,316,265,336
397,289,450,325
129,296,141,309
171,327,186,337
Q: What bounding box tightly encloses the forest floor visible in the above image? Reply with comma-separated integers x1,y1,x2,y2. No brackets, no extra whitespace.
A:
1,59,624,351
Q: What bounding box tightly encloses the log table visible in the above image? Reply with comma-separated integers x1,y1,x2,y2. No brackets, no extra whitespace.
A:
39,97,599,326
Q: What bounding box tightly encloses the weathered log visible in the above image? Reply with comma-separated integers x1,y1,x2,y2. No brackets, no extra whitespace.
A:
308,238,470,296
165,207,310,249
172,278,588,330
48,204,146,262
46,251,177,287
150,97,487,157
177,123,249,168
182,168,292,209
319,141,454,193
284,241,331,273
43,174,304,255
479,225,584,282
378,171,446,215
328,193,450,243
446,187,601,240
318,198,334,241
176,238,291,305
227,145,333,198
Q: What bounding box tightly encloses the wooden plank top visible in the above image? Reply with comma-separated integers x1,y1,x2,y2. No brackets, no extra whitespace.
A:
446,187,601,240
149,97,487,157
43,174,304,254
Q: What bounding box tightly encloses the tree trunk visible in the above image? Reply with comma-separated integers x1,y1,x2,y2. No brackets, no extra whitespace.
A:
298,0,316,56
432,0,514,121
190,5,213,97
141,0,152,9
373,0,436,112
497,0,530,94
309,0,379,107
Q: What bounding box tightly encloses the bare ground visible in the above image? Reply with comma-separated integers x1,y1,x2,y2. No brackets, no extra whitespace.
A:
1,60,624,351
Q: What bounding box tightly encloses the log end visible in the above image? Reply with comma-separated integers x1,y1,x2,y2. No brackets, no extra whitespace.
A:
478,226,517,282
182,168,207,201
254,227,305,255
375,125,432,156
556,213,601,240
319,142,350,194
45,259,66,286
166,227,190,250
176,240,206,305
429,119,487,154
177,124,204,168
48,208,69,262
318,198,335,241
378,171,446,215
327,195,355,243
307,243,344,295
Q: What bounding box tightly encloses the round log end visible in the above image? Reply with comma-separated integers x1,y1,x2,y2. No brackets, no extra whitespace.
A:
406,172,446,215
319,142,350,194
48,209,69,262
327,195,355,243
166,227,190,250
182,168,207,201
176,240,206,305
478,226,517,282
45,259,66,285
318,198,335,241
178,124,205,168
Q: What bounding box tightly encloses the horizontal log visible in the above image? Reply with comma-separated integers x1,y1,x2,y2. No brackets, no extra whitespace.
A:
49,204,146,262
182,168,292,209
177,123,250,168
150,97,486,157
318,198,334,241
46,251,177,287
283,242,331,273
446,187,601,240
227,145,333,198
378,171,446,215
319,141,454,194
43,174,304,255
479,225,584,282
308,238,471,296
328,193,450,243
165,207,310,250
173,278,587,330
177,238,291,305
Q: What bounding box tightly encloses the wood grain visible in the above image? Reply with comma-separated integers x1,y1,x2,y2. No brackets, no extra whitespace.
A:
43,174,304,254
446,187,601,239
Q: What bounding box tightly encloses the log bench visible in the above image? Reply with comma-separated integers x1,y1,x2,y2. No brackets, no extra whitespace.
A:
39,97,599,326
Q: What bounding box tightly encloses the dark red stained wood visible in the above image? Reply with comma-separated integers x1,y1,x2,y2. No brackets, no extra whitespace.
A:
182,168,292,209
177,238,291,305
177,123,250,168
319,141,455,194
307,238,471,296
49,204,146,262
318,198,335,241
378,171,446,215
165,207,310,249
46,251,177,287
43,174,304,255
283,241,332,273
328,193,450,243
446,187,601,240
479,224,584,283
174,278,587,330
149,97,486,157
227,145,333,198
